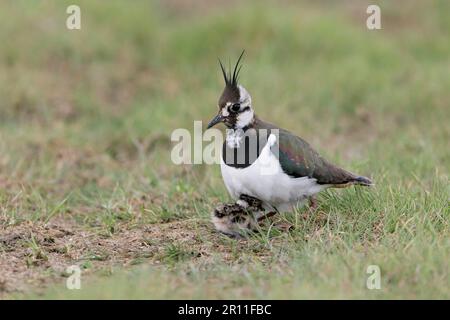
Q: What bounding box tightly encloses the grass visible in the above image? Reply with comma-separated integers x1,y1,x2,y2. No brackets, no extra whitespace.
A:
0,0,448,299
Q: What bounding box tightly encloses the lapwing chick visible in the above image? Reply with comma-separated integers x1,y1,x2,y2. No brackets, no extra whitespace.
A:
212,195,266,238
208,51,373,235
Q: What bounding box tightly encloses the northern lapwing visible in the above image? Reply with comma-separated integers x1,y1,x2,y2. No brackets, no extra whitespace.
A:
207,52,373,236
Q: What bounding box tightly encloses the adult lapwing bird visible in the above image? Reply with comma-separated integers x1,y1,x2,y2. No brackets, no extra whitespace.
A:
207,52,373,236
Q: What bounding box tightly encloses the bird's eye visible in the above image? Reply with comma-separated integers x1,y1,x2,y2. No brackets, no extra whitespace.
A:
230,103,241,113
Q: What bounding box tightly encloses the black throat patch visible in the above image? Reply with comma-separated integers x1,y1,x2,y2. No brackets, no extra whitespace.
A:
222,128,273,168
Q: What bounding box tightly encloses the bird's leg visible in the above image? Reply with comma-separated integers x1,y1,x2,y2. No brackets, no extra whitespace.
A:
308,196,318,211
257,211,277,222
274,221,295,232
296,196,318,221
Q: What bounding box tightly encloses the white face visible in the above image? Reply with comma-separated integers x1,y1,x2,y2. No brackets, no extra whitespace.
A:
235,85,254,128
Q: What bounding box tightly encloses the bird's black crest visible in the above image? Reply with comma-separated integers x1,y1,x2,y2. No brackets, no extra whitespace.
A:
218,50,245,88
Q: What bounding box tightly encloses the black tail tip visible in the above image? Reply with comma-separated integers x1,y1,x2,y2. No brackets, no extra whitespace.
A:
354,176,373,186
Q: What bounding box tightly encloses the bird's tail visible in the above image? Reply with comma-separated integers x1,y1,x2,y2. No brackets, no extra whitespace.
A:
352,175,373,186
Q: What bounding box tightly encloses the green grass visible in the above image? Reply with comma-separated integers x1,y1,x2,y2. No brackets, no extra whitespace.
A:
0,0,448,299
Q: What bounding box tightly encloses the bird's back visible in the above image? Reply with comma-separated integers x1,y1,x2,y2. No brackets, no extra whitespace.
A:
253,117,372,186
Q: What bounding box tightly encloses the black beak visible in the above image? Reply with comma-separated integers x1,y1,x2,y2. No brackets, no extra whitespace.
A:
207,114,224,129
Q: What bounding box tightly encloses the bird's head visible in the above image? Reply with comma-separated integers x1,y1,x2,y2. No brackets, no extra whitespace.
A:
207,51,254,130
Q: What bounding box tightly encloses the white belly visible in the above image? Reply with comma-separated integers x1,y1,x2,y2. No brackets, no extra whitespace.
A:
220,134,328,212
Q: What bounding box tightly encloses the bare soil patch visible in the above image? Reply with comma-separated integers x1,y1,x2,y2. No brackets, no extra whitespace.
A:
0,217,240,297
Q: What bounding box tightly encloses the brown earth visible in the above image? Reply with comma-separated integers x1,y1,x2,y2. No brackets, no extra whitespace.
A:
0,217,243,297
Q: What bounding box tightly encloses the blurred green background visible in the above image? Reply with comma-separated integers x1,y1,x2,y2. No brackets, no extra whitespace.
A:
0,0,448,299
